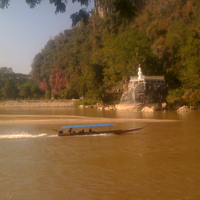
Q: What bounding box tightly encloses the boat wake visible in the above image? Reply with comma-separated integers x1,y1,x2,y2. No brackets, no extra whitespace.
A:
48,135,58,138
0,132,47,139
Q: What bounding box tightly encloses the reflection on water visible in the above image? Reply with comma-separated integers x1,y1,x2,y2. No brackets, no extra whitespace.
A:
0,108,200,199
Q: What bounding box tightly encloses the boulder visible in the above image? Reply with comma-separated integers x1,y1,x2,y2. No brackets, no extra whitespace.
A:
104,105,116,110
177,105,190,113
141,106,155,112
78,105,84,108
190,106,195,110
162,102,167,109
115,103,143,111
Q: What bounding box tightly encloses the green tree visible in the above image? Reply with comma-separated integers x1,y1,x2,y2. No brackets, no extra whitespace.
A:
31,84,44,99
0,67,13,90
103,29,153,91
60,87,79,99
178,31,200,90
18,84,32,99
1,80,18,99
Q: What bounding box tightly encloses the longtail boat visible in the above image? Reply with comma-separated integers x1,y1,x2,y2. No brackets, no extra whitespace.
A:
55,124,144,136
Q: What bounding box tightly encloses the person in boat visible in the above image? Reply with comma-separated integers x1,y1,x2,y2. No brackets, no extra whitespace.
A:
67,128,72,134
58,130,63,134
78,129,84,134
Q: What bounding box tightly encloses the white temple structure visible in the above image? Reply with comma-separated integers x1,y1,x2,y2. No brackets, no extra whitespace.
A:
120,66,167,104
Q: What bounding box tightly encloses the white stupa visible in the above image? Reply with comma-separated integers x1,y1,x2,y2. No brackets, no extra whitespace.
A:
138,65,145,79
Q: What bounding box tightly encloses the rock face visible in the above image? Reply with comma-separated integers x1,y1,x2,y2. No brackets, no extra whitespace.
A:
177,106,190,113
115,103,143,112
141,106,155,112
116,103,161,112
94,0,114,18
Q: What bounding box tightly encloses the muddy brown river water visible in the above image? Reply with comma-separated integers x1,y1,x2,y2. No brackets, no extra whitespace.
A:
0,107,199,200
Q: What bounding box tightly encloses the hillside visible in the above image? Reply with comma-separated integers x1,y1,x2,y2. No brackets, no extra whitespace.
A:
29,0,200,106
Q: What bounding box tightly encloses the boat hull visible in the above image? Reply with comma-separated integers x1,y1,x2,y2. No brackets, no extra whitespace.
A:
58,127,143,136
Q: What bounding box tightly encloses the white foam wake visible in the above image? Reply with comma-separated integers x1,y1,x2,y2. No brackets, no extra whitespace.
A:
0,132,47,139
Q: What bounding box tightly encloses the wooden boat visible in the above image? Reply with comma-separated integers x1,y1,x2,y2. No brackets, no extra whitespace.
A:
56,124,144,136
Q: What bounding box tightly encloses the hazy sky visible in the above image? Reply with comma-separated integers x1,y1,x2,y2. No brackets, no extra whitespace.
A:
0,0,93,74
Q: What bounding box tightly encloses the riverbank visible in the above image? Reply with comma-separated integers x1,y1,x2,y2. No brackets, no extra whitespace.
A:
0,100,78,107
0,100,194,113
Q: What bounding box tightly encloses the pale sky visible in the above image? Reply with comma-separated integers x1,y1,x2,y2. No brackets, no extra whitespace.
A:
0,0,94,74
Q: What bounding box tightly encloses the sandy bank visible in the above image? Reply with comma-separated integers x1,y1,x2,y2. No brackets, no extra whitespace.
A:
0,100,78,107
0,114,180,125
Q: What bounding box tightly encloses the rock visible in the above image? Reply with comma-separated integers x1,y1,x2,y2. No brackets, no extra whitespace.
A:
97,105,104,109
115,103,143,111
141,106,155,112
177,105,190,113
85,105,94,108
162,102,167,109
190,106,195,110
78,105,84,108
104,105,116,110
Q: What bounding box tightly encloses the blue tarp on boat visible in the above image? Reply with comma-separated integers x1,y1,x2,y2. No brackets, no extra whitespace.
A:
62,124,115,129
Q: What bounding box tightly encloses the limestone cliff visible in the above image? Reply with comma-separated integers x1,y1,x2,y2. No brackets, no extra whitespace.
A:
94,0,114,18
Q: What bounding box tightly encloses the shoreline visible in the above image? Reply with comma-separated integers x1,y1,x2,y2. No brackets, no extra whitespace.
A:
0,100,78,107
0,100,194,113
0,114,180,125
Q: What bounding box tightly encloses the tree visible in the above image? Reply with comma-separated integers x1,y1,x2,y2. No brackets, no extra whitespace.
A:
178,31,200,90
70,8,90,26
0,0,68,13
31,83,45,98
103,29,153,91
0,67,15,93
113,0,137,20
18,84,32,99
0,0,137,26
1,79,18,99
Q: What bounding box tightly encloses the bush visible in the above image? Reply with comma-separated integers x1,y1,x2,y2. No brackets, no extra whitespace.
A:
189,90,200,106
45,91,51,99
74,99,100,106
60,88,79,99
170,88,185,97
166,88,186,107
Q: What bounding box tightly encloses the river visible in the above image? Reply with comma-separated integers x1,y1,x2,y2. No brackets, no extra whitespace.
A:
0,107,199,200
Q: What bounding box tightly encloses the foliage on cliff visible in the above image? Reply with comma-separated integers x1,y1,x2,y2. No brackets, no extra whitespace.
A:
30,16,155,102
29,0,200,106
